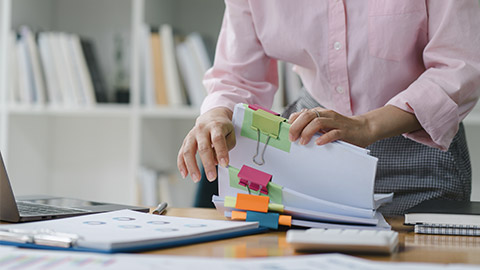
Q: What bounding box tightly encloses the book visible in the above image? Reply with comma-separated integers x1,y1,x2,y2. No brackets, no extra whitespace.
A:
150,32,168,105
81,39,108,103
38,32,63,105
404,200,480,226
176,41,206,107
0,209,265,253
140,24,156,106
160,24,186,106
20,26,46,105
68,34,96,106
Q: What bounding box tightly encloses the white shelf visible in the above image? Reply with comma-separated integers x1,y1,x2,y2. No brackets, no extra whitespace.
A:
141,106,199,119
8,104,133,117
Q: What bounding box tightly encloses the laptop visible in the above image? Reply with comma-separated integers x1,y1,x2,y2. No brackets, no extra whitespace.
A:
0,151,149,222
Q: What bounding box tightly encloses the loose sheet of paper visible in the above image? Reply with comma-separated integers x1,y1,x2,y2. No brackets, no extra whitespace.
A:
0,246,478,270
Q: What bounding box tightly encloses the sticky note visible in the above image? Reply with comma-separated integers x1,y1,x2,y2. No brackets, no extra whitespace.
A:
246,211,280,229
235,193,269,213
231,211,247,221
224,196,237,208
268,203,284,213
241,105,291,152
278,215,292,227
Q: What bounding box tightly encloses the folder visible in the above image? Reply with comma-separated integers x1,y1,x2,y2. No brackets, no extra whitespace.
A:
0,210,267,253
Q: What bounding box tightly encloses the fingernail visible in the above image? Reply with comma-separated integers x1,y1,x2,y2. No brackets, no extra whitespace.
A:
289,134,294,141
180,170,186,179
207,171,216,181
220,158,228,167
299,138,306,145
192,173,200,183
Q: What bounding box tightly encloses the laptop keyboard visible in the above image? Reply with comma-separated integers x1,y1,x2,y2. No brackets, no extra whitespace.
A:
17,201,91,217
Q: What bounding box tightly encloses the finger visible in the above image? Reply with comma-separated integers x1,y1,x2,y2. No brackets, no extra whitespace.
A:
299,117,338,145
182,135,201,183
225,130,236,150
315,129,343,146
289,109,317,142
288,108,308,124
210,126,229,168
196,132,218,182
177,145,188,179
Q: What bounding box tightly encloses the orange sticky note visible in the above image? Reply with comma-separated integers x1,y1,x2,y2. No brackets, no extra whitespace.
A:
235,193,269,213
231,211,247,221
278,215,292,226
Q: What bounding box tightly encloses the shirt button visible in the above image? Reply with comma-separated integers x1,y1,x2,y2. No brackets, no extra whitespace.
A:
336,86,344,94
334,41,342,50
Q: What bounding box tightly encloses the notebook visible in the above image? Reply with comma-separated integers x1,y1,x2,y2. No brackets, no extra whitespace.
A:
404,200,480,226
0,151,149,223
0,209,265,253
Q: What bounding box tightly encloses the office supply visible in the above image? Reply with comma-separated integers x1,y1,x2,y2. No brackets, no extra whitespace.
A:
152,202,168,215
1,245,479,270
0,151,148,223
286,228,399,254
0,209,265,253
414,224,480,236
214,104,394,230
404,200,480,226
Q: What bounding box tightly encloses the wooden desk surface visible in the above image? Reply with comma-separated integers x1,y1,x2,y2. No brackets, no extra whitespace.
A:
144,208,480,265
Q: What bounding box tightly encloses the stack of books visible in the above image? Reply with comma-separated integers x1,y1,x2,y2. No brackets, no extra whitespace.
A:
404,200,480,236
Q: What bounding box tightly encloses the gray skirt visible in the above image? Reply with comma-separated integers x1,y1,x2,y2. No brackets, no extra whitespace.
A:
282,90,472,216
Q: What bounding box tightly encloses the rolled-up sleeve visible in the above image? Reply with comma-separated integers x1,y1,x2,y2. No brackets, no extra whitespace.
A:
200,0,278,115
386,0,480,150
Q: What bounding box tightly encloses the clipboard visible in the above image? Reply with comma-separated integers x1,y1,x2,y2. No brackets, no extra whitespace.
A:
0,210,267,254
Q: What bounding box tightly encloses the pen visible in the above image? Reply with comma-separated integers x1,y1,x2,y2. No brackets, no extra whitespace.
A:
152,202,168,215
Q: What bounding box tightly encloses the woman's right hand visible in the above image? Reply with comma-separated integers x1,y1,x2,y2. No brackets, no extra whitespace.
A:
177,107,236,183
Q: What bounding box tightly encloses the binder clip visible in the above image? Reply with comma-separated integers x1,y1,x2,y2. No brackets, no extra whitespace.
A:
237,165,272,195
249,104,284,166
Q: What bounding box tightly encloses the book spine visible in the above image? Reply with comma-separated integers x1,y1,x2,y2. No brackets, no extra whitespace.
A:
415,224,480,236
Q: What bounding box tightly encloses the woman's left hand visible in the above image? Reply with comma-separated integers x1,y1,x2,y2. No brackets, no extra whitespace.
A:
288,105,422,148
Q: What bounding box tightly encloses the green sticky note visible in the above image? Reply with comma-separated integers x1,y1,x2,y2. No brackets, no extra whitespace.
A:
224,196,237,208
228,166,248,192
268,203,284,213
263,182,283,204
241,106,291,152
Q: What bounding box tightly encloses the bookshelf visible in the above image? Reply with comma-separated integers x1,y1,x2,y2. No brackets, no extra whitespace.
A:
1,0,480,208
0,0,226,207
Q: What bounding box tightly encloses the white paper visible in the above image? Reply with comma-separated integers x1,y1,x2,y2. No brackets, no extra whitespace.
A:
0,246,477,270
223,104,378,209
0,210,258,251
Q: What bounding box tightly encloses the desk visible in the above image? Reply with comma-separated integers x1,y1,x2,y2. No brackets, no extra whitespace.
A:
144,208,480,265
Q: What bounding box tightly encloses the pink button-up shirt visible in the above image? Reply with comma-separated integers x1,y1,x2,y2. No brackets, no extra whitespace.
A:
201,0,480,150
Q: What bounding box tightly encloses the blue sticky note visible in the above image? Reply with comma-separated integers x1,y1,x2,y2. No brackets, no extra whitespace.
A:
246,211,279,229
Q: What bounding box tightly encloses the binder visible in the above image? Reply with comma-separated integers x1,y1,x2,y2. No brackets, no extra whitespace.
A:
0,210,267,254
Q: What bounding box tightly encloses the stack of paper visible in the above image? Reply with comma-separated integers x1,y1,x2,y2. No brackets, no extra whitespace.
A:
214,104,392,230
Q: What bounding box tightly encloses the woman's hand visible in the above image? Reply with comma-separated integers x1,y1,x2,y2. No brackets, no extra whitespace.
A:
177,107,235,183
288,105,422,148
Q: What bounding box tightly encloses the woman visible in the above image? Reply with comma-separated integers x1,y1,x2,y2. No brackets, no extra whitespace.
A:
177,1,480,215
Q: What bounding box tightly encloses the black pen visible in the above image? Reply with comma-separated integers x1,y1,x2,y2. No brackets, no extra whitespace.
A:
152,202,168,215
